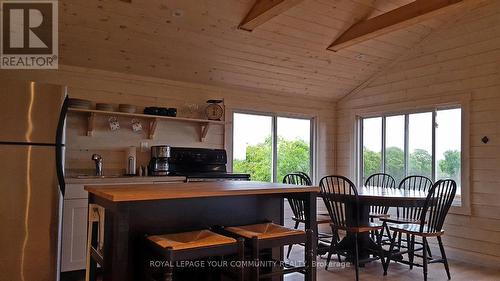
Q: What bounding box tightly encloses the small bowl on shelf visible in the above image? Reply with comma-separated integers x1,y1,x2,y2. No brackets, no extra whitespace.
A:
96,103,114,111
68,98,92,109
119,104,137,113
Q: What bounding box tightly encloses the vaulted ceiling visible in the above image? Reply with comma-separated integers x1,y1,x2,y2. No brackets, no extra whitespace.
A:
59,0,471,100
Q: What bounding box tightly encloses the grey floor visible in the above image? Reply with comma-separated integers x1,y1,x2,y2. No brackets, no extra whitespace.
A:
63,246,500,281
285,246,500,281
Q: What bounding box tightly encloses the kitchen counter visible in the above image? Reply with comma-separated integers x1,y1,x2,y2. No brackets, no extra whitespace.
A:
66,175,186,184
84,181,319,202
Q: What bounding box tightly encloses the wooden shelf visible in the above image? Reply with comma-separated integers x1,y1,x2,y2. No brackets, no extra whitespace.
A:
68,108,224,141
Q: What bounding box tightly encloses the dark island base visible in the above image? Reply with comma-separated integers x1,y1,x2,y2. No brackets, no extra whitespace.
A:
91,193,316,281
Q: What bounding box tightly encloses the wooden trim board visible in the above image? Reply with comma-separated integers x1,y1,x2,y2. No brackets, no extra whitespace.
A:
328,0,465,51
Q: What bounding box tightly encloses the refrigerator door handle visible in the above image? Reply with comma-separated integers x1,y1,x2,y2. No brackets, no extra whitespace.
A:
56,96,69,196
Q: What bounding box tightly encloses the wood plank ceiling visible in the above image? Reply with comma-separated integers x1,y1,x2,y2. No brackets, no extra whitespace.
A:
60,0,463,100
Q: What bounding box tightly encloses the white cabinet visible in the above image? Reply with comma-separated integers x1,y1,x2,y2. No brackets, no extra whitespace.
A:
61,198,88,272
61,179,185,272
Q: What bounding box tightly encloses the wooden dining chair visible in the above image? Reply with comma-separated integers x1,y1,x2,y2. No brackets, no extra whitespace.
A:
380,176,434,253
282,173,331,258
295,171,313,185
396,175,434,221
364,173,396,219
365,173,396,241
320,175,386,281
384,179,457,281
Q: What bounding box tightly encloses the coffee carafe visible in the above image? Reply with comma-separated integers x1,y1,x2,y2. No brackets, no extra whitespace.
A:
149,145,170,176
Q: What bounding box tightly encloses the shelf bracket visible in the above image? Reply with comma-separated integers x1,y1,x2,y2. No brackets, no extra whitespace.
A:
200,123,210,142
148,118,158,139
87,113,95,136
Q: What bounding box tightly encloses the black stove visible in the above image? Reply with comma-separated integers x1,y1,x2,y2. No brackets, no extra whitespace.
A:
165,147,250,181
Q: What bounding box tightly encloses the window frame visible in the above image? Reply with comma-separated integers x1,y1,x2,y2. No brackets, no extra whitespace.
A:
355,102,470,215
230,110,316,183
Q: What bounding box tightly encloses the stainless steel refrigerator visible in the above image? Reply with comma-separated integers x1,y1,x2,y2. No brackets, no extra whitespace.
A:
0,77,68,281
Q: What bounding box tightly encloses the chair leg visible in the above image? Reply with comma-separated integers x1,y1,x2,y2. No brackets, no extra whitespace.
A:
376,227,383,246
397,232,402,252
326,226,341,270
426,240,433,259
423,237,428,281
375,227,383,247
334,229,342,262
437,236,451,280
354,233,360,281
325,237,335,270
237,238,245,281
252,237,260,281
408,235,415,270
162,269,173,281
377,238,386,272
383,222,392,243
408,234,415,270
286,245,293,259
88,257,97,281
163,248,174,281
383,230,398,275
369,217,375,240
287,221,300,259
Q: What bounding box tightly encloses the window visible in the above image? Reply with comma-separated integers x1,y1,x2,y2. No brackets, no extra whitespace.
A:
232,112,313,183
277,117,312,181
435,108,462,197
385,115,405,183
232,113,273,182
359,108,462,205
362,117,382,178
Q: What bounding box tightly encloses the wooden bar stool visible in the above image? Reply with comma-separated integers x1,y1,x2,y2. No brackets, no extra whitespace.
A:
85,204,105,281
144,229,245,281
223,222,311,280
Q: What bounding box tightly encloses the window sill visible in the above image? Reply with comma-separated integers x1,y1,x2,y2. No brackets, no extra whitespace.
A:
450,204,471,216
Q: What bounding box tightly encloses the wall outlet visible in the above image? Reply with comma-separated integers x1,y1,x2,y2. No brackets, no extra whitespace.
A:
140,141,149,152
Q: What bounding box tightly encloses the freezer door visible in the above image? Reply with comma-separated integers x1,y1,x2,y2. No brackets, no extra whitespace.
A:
0,145,61,281
0,78,65,144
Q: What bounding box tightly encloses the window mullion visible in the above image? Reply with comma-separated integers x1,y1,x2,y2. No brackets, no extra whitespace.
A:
382,116,386,173
432,111,437,182
359,118,364,186
309,118,315,184
404,114,409,177
271,115,278,183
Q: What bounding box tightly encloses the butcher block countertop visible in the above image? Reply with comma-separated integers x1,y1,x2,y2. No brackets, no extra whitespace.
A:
84,181,320,202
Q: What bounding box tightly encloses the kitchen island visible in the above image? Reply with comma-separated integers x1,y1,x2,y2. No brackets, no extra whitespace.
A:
85,181,319,281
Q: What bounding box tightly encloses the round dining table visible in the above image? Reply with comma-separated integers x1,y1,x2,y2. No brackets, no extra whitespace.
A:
334,186,429,260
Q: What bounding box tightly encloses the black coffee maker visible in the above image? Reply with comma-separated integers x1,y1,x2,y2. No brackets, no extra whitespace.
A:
149,145,170,176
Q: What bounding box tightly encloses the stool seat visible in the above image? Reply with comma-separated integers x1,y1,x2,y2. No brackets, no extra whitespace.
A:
226,223,304,240
148,229,237,251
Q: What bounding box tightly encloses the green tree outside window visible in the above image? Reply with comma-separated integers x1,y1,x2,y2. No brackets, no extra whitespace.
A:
233,136,310,182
